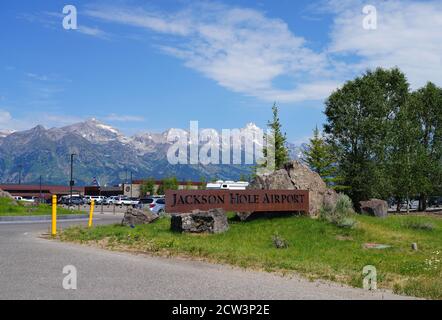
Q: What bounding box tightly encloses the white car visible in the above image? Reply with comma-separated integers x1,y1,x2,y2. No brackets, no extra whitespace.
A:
103,196,119,205
114,196,139,206
14,196,36,203
84,195,106,205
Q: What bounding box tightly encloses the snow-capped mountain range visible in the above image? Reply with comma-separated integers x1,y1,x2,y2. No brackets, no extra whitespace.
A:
0,119,304,185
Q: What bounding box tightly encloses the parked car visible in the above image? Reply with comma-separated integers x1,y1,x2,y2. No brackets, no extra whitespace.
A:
140,197,166,215
429,197,442,208
59,196,84,205
69,197,85,205
15,196,36,203
84,196,106,205
103,196,117,205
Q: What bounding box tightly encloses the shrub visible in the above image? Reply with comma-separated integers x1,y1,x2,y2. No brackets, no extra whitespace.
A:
320,194,356,228
403,220,435,231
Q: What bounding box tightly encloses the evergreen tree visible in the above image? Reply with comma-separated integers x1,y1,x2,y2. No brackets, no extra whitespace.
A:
262,103,289,170
303,126,345,190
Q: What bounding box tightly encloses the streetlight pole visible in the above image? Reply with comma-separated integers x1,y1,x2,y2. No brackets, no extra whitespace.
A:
18,165,23,185
39,175,42,201
70,154,76,206
130,171,133,198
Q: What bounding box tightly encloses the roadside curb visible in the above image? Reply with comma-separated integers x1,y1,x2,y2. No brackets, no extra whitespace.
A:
0,214,90,222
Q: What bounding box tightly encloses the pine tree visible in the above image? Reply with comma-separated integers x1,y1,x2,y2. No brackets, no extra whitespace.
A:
303,126,345,190
262,103,289,170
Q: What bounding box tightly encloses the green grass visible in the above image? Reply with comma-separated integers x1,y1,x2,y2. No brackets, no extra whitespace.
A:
0,197,80,216
60,213,442,299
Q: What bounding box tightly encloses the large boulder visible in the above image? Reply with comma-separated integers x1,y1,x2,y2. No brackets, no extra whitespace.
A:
171,208,229,234
248,160,338,217
121,207,159,226
0,189,17,205
360,199,388,218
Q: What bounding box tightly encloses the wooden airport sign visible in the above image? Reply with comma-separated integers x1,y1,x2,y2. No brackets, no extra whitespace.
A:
165,189,309,213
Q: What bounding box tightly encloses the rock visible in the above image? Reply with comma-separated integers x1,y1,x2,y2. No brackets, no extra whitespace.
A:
0,189,15,199
411,243,418,251
171,208,229,234
323,188,339,210
121,207,159,226
236,211,254,221
0,189,17,205
360,199,388,218
248,160,339,216
249,169,295,190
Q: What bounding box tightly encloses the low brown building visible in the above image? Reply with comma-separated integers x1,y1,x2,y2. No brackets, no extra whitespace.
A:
0,184,85,200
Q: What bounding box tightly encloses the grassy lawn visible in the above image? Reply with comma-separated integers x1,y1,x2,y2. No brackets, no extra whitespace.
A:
0,198,81,216
60,213,442,299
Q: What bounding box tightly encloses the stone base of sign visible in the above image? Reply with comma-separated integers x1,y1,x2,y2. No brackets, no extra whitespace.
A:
249,160,338,216
171,208,229,234
360,199,389,218
121,207,159,226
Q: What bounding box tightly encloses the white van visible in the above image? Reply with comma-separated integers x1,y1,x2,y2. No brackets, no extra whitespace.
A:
206,180,249,190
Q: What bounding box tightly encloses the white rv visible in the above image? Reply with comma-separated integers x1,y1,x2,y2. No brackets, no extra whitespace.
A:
206,180,249,190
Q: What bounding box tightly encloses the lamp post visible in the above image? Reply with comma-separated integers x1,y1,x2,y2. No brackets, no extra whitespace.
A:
39,175,42,201
130,171,133,198
69,153,76,206
18,165,23,185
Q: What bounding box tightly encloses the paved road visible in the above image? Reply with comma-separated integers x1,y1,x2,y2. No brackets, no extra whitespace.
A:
0,217,414,300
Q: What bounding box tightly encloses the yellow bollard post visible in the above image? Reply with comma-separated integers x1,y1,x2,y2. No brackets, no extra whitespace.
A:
51,195,57,236
88,200,95,228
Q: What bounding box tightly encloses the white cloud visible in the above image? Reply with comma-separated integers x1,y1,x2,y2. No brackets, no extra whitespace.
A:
0,109,84,131
86,3,335,103
85,1,442,102
26,73,50,81
103,114,145,122
0,110,13,124
327,0,442,89
77,25,109,39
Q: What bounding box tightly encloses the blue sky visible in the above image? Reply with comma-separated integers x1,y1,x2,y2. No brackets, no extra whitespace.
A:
0,0,441,143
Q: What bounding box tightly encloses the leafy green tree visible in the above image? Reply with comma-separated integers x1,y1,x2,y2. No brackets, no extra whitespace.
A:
198,176,207,190
387,99,420,212
303,126,346,190
157,176,179,195
410,82,442,211
185,180,193,190
262,103,289,170
324,68,410,206
140,177,156,196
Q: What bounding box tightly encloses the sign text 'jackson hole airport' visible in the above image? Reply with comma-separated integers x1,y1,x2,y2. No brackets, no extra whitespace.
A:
166,190,309,213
